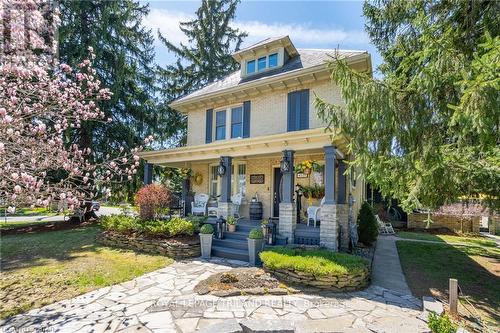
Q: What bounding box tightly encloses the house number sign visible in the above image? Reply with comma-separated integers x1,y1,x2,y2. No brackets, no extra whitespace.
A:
250,174,265,184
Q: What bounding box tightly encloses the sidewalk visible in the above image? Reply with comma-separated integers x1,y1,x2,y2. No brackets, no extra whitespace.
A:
371,235,412,295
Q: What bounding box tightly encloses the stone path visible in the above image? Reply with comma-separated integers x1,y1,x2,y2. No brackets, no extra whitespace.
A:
1,257,430,333
371,235,412,295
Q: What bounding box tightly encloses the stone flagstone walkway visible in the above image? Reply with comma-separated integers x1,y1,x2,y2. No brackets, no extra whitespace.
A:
1,257,430,333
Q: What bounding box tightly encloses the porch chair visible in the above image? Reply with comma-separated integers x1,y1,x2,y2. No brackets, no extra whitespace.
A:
191,193,209,216
376,215,395,234
231,193,243,218
306,197,325,228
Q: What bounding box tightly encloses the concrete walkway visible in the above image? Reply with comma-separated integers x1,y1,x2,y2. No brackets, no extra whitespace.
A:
372,235,412,295
1,257,429,333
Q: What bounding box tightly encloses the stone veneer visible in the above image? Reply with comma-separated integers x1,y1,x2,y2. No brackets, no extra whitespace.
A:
319,204,338,250
98,231,200,259
337,204,349,251
265,266,370,291
278,202,296,243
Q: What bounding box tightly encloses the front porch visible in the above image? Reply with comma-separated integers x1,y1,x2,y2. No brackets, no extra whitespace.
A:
140,128,364,255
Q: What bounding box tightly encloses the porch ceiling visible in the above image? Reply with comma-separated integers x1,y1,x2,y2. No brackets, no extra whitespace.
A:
139,128,348,167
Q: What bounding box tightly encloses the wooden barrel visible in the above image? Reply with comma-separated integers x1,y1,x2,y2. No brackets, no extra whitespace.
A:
249,201,263,220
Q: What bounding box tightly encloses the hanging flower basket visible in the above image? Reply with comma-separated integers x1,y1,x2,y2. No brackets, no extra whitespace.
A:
294,160,322,174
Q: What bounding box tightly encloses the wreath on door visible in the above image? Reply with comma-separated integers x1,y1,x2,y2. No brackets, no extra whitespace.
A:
193,172,203,185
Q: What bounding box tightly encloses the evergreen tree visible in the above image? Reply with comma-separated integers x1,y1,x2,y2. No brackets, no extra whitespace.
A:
157,0,247,141
315,0,500,212
357,202,379,245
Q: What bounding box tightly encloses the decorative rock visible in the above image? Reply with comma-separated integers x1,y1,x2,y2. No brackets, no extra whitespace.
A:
422,296,444,315
239,319,295,333
198,319,243,333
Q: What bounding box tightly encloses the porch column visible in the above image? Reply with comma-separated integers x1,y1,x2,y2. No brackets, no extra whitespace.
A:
143,162,153,185
337,159,349,250
320,146,339,250
337,160,347,204
218,156,233,218
279,150,296,243
182,178,190,216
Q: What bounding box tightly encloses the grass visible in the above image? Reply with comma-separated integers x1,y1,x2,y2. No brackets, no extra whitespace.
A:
0,220,58,230
396,240,500,330
259,247,368,277
396,231,498,248
0,225,173,319
0,207,57,216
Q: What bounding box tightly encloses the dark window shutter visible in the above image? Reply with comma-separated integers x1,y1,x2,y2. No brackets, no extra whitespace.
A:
300,89,309,130
243,101,251,138
205,109,213,143
287,92,296,131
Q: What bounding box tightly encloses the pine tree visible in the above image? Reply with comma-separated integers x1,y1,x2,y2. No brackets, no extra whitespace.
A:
315,0,500,212
357,202,378,245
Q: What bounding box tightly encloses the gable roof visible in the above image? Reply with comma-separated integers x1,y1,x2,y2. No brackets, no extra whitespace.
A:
170,48,368,110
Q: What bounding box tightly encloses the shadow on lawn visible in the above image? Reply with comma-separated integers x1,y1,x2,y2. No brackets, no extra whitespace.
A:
397,240,500,328
0,225,107,271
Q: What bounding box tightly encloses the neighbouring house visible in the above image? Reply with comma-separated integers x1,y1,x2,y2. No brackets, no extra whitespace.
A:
139,36,372,253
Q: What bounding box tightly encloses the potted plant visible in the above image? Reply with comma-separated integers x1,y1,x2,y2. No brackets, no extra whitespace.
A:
199,224,214,259
247,228,264,266
261,218,269,237
227,216,237,232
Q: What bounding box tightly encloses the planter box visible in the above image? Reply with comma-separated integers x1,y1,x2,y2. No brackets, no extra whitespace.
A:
200,233,213,259
247,238,263,266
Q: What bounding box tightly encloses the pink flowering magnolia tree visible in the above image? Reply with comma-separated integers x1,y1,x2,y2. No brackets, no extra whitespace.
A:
0,0,150,212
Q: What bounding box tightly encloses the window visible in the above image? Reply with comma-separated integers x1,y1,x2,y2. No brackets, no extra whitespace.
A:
215,110,226,140
210,165,218,197
236,164,246,197
246,60,255,74
231,106,243,138
258,56,266,71
268,53,278,68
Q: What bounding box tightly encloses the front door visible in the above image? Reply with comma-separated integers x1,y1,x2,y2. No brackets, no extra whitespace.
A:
273,167,282,217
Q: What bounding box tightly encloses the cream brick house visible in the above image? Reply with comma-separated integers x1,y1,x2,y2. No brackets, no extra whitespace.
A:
140,36,371,251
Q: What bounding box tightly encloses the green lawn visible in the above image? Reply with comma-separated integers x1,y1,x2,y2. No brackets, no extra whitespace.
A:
397,240,500,330
0,207,56,216
396,231,497,248
0,220,58,230
0,225,172,319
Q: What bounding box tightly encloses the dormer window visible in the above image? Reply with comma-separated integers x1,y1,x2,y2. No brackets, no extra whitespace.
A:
246,60,255,74
258,56,266,71
268,53,278,68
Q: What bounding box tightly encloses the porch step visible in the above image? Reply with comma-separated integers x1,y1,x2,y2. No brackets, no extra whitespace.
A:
224,231,250,240
212,245,249,262
212,238,248,250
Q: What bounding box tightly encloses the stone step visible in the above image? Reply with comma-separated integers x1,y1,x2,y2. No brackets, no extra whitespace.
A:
212,245,249,262
212,238,248,251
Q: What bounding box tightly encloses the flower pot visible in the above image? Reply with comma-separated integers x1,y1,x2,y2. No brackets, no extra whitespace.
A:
200,233,213,259
228,224,236,232
247,238,263,266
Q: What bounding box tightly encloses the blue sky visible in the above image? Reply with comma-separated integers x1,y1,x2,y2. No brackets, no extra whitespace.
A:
144,0,381,73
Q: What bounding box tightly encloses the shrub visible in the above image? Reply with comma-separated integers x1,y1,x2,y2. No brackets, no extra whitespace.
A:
101,215,136,233
357,201,379,245
248,228,263,239
135,184,171,220
200,224,214,234
186,215,208,232
427,312,457,333
166,217,194,236
259,247,368,277
136,219,170,236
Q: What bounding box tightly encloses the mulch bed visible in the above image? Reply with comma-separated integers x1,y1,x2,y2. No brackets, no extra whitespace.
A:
0,220,97,236
194,267,299,297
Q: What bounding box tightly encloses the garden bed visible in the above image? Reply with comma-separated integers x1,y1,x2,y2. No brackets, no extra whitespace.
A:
194,267,299,296
98,231,200,259
260,247,370,291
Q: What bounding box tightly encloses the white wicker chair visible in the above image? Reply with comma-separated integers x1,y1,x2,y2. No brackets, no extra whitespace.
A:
231,193,243,218
191,193,209,216
306,197,325,228
376,215,395,234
